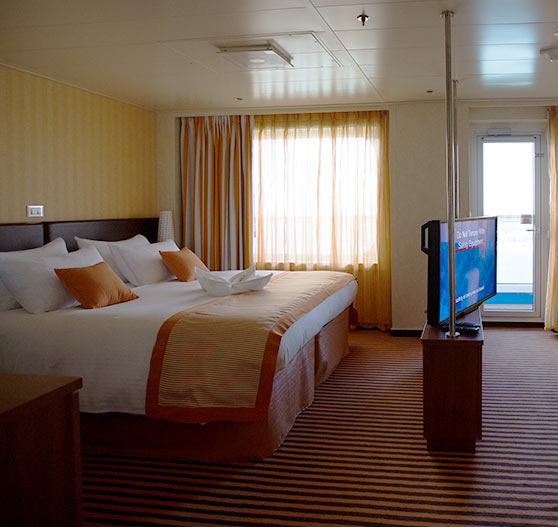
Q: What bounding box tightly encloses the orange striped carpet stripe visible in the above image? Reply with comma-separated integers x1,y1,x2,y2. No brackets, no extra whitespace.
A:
82,328,558,526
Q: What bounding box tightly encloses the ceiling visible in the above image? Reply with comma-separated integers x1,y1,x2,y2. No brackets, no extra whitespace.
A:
1,0,558,112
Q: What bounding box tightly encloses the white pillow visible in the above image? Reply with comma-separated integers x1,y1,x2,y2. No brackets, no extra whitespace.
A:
0,247,103,314
75,234,149,281
110,240,179,286
0,237,68,310
194,266,273,297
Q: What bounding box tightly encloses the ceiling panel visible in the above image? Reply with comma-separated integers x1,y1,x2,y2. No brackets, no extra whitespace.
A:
335,27,444,50
371,74,445,101
457,72,558,99
1,43,192,71
0,8,321,52
457,43,543,62
362,60,443,79
316,2,442,31
453,23,557,47
360,56,557,87
244,65,360,83
0,0,308,28
455,58,556,77
444,0,558,26
289,52,342,68
247,76,380,106
311,0,430,7
314,0,557,26
0,0,557,110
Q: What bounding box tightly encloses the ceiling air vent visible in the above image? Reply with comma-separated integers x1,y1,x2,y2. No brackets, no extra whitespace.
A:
217,42,293,69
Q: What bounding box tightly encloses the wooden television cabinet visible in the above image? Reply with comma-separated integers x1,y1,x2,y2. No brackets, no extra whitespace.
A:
421,309,483,453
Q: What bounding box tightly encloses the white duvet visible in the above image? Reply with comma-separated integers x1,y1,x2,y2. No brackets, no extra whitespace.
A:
0,271,357,415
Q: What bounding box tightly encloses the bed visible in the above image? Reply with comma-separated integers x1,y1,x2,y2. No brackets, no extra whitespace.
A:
0,218,357,462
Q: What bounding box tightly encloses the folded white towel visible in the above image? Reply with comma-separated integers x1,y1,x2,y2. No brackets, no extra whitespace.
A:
194,266,273,297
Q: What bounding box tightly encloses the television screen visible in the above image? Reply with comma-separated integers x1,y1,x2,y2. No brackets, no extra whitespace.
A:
438,217,497,324
421,216,497,326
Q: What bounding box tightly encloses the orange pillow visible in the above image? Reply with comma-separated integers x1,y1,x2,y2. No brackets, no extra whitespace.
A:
159,247,209,282
54,261,139,309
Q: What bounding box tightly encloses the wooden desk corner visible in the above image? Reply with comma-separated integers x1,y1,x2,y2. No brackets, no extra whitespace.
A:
0,373,83,527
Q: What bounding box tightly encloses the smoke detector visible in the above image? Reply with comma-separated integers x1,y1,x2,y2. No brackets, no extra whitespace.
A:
356,12,369,27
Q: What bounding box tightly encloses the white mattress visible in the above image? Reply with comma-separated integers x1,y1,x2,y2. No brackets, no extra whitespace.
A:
0,271,357,415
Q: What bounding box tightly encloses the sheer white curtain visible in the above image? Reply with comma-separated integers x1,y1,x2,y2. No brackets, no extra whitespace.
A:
252,111,391,329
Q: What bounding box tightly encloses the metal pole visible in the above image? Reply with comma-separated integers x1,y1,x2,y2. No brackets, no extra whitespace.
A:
453,79,459,218
443,10,459,338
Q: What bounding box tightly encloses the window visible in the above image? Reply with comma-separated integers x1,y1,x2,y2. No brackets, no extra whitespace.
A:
252,112,386,272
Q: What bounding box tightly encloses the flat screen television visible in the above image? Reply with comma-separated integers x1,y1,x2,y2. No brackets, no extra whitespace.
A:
421,216,498,327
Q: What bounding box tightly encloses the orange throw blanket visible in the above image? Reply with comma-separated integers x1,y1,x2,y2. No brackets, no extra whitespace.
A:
146,271,355,424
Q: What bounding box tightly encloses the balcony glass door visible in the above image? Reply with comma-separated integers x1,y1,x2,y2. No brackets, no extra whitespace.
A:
475,134,545,320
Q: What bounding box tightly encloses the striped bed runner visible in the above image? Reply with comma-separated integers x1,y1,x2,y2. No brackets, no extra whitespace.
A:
82,328,558,526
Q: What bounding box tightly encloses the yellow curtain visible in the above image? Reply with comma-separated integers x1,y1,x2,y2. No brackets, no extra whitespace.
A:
545,107,558,330
182,116,252,271
252,111,391,330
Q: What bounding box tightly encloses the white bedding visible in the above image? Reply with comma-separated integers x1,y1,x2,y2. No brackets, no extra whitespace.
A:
0,271,357,415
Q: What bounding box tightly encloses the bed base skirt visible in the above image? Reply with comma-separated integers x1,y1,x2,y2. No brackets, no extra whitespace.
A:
81,308,349,462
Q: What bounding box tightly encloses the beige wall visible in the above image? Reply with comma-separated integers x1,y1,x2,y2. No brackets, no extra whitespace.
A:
0,65,158,223
389,102,447,330
157,114,182,245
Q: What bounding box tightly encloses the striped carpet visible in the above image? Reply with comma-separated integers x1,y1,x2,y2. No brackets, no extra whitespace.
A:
82,328,558,526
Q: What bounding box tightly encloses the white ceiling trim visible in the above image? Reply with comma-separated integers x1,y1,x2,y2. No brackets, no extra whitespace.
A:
158,97,558,118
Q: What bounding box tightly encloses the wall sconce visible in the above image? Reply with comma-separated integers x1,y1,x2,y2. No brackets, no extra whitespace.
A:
157,211,175,242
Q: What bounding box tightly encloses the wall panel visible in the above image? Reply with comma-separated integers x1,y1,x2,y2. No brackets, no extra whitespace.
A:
0,65,157,222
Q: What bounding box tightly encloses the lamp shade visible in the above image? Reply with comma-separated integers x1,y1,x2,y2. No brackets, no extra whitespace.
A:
157,211,175,242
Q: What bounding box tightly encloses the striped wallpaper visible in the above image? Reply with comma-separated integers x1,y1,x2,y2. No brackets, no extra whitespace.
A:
0,65,158,223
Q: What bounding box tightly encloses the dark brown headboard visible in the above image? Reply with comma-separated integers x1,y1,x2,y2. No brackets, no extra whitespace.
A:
0,223,45,252
0,218,158,252
45,218,158,251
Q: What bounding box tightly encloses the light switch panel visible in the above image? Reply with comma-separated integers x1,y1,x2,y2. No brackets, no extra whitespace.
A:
26,205,44,218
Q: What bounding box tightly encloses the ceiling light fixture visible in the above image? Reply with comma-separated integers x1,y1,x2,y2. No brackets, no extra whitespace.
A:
356,12,369,27
540,45,558,62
